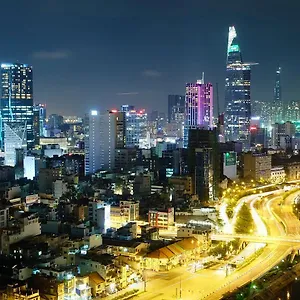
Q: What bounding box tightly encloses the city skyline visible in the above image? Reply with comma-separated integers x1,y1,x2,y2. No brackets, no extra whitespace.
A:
0,1,299,116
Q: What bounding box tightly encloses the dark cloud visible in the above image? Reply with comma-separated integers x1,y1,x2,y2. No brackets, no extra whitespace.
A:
116,92,139,96
142,70,162,78
32,50,71,60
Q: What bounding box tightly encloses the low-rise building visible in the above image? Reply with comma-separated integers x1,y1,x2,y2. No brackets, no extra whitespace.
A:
177,222,211,250
77,253,116,280
88,272,105,298
29,275,64,300
285,162,300,181
116,222,137,240
110,201,139,229
168,176,193,195
0,206,9,228
144,237,201,271
270,166,286,183
148,208,174,229
141,225,159,240
1,281,40,300
243,152,272,181
0,213,41,254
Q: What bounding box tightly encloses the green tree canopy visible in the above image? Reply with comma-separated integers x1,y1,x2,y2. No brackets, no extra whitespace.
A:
234,203,254,234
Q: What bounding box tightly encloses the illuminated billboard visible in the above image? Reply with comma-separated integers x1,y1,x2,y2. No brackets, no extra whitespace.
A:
225,152,237,166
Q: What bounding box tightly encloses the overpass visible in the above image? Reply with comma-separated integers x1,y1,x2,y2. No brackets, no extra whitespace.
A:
211,233,300,246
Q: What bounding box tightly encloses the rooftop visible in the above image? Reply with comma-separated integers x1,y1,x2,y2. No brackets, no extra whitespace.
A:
146,237,199,259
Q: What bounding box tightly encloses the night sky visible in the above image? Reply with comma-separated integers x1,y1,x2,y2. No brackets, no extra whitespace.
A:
1,0,300,116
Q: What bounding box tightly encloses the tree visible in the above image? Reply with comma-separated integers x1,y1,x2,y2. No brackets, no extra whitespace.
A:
234,203,254,234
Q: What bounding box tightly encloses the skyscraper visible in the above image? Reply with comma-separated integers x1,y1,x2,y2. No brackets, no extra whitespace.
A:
0,63,33,149
84,110,125,175
32,107,40,146
224,26,253,147
168,95,185,123
272,66,283,123
99,111,116,170
187,128,220,202
274,66,282,103
112,110,126,149
183,76,213,147
84,110,101,175
32,103,46,146
122,106,148,148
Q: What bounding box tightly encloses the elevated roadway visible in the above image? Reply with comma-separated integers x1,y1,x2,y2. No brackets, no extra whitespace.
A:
132,189,300,300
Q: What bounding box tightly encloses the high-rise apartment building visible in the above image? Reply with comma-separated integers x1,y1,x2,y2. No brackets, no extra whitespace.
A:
0,63,34,149
99,111,116,170
84,110,101,175
84,110,125,175
168,95,185,123
183,77,213,147
224,26,253,147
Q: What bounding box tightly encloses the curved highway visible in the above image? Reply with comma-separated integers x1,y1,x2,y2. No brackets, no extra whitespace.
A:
133,188,300,300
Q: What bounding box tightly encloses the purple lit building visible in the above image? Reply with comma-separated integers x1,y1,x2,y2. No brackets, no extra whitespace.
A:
183,77,213,147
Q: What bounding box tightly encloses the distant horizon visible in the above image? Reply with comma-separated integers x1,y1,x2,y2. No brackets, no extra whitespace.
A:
0,1,298,116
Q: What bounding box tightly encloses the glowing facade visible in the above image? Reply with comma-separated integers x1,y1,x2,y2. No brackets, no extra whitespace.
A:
272,66,283,123
84,110,101,175
4,123,27,166
122,106,148,148
0,63,34,149
224,26,252,146
183,77,213,148
274,66,282,103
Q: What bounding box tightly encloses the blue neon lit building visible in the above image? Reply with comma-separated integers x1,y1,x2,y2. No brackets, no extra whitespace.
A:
0,63,34,149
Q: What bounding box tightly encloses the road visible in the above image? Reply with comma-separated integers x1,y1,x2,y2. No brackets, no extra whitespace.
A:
132,189,300,300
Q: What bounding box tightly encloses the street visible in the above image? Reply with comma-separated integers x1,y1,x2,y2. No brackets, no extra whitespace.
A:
131,189,300,300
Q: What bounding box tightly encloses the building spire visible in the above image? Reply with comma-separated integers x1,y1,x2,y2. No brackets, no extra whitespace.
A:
197,72,205,84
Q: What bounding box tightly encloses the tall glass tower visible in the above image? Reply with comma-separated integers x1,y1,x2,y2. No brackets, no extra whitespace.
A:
184,76,213,148
272,66,283,123
224,26,253,147
0,63,33,149
274,66,282,103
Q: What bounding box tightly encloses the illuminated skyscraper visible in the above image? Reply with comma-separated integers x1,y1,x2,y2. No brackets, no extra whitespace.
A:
274,67,282,103
33,103,46,146
122,106,148,148
183,76,214,147
0,63,33,149
84,110,101,175
224,26,254,147
272,66,283,123
85,110,124,175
